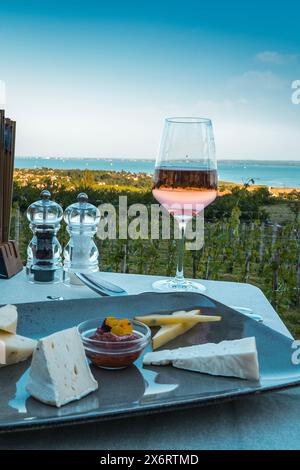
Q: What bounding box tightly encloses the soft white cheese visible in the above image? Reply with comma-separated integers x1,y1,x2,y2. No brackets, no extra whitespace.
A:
143,337,260,381
0,332,37,366
26,327,98,407
0,305,18,334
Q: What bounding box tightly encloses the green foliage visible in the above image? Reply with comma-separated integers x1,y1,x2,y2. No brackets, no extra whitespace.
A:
205,187,271,222
11,169,300,337
286,190,300,223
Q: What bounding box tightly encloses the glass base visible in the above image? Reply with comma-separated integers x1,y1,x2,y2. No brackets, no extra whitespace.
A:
63,269,99,287
26,266,62,284
152,278,206,293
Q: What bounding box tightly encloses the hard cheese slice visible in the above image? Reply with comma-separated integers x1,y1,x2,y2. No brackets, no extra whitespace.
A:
143,337,260,381
152,310,201,350
136,314,221,326
26,327,98,407
0,305,18,334
0,332,37,366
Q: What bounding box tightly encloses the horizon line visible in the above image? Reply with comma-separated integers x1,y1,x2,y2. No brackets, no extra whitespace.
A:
15,156,300,164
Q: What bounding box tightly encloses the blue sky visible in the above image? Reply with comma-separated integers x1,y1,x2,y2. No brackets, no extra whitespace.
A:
0,0,299,159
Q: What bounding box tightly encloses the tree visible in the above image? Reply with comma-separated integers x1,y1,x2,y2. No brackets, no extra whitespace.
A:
287,190,300,223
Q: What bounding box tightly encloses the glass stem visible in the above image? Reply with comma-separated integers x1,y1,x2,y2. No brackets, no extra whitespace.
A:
175,222,187,285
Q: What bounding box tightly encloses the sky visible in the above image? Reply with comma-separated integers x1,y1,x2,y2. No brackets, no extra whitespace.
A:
0,0,299,160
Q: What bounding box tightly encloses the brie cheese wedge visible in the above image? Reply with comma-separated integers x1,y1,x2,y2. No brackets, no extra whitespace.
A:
0,332,37,366
143,337,260,381
0,304,18,334
26,327,98,407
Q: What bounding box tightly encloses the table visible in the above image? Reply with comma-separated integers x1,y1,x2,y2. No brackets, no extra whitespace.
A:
0,270,299,450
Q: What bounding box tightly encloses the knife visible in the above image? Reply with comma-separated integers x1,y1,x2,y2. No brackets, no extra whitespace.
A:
75,272,128,297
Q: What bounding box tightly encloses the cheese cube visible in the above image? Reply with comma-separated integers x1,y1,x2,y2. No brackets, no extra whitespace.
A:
26,327,98,407
0,304,18,334
0,332,37,366
143,337,260,381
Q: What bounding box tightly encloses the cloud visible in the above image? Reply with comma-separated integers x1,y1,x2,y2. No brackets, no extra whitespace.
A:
228,70,286,92
256,51,298,65
191,96,299,160
194,98,248,117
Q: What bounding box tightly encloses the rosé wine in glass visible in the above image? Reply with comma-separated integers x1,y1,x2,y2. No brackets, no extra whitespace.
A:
153,168,217,222
152,117,218,293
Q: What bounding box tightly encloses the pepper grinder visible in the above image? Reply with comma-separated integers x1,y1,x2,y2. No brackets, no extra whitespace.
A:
63,193,100,285
26,190,63,283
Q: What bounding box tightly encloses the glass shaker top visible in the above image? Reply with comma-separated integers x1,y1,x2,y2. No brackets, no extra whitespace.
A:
27,190,63,226
64,193,100,230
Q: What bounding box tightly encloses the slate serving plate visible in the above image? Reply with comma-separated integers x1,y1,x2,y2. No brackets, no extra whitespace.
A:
0,291,300,433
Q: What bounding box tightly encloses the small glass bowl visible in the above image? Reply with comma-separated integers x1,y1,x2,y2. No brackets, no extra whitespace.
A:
78,318,151,370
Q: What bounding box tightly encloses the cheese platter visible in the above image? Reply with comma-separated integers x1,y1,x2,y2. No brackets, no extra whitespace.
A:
0,291,300,432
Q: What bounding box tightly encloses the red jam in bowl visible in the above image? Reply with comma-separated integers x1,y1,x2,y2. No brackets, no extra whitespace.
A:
87,347,143,369
82,317,149,369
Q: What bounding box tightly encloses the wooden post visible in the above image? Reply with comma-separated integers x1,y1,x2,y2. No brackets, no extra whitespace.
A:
244,252,251,283
259,222,265,263
192,251,197,279
0,110,4,241
205,255,211,280
271,251,280,310
0,111,22,278
122,243,128,273
297,253,300,307
14,205,20,246
272,224,278,249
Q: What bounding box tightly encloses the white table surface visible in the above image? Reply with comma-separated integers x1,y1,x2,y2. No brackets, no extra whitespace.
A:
0,269,292,338
0,270,299,450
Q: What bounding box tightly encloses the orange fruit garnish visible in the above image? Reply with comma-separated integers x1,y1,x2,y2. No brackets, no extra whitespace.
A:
105,317,118,328
118,319,133,335
111,325,126,336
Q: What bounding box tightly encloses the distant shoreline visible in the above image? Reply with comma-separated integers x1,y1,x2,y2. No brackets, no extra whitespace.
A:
15,156,300,165
14,167,300,195
14,157,300,188
218,182,300,196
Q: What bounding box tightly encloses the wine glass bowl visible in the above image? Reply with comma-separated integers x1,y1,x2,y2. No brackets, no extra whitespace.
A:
152,117,218,292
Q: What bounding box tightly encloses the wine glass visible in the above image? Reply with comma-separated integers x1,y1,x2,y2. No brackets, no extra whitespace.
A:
152,117,217,292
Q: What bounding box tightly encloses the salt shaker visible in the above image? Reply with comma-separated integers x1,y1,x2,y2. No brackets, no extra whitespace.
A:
26,190,63,283
63,193,100,285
